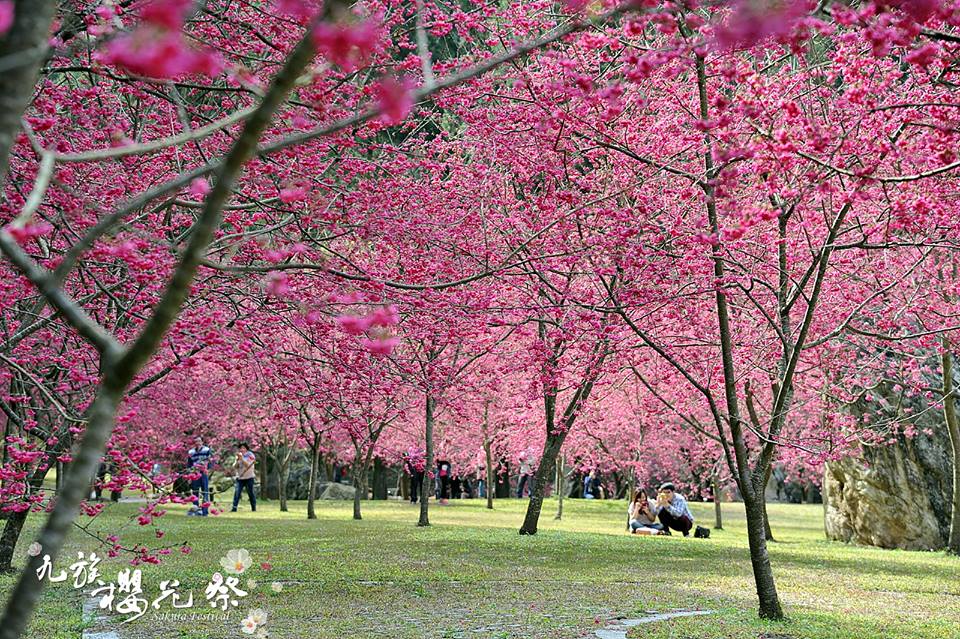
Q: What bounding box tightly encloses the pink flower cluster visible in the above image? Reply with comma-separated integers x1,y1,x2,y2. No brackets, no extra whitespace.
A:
375,76,415,125
713,1,814,51
5,222,52,245
274,0,321,20
312,19,381,71
336,305,400,355
97,0,222,79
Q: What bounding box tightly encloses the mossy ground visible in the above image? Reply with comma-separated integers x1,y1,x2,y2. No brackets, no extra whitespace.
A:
1,497,957,638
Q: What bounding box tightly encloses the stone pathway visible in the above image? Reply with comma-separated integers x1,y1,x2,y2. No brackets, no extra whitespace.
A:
595,609,715,639
82,595,119,639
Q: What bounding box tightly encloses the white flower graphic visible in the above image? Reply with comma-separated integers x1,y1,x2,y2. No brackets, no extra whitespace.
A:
248,609,268,625
220,548,252,575
26,542,42,557
240,616,258,634
270,581,283,593
247,578,258,590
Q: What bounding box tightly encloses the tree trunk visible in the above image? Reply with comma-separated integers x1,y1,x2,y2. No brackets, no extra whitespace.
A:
520,360,602,535
352,470,364,521
0,0,58,185
612,471,625,500
519,431,565,535
554,454,564,521
0,511,28,574
521,347,560,536
712,472,723,530
278,458,289,512
259,456,269,501
691,45,786,619
941,346,960,554
418,394,435,527
307,439,320,520
0,462,52,571
743,489,784,619
353,445,376,521
372,457,387,500
495,460,511,498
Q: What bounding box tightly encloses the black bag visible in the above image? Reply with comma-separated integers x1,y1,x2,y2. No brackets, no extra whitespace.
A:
694,525,711,538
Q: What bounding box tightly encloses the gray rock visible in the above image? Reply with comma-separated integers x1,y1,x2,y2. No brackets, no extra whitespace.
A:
319,482,357,500
824,375,953,551
285,462,325,500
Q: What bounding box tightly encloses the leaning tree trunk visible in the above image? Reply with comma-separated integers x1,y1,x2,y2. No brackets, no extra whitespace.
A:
353,446,376,521
418,394,435,527
554,454,564,521
352,470,364,521
372,457,387,500
520,361,603,535
941,346,960,554
743,482,784,619
0,512,29,574
0,454,52,571
519,431,565,535
278,457,290,512
307,439,320,520
712,472,723,530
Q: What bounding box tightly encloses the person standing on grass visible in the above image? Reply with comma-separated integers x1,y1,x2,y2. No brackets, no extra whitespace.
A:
231,442,257,512
405,450,425,504
476,462,486,498
516,455,534,498
436,458,451,504
654,482,694,536
187,435,213,517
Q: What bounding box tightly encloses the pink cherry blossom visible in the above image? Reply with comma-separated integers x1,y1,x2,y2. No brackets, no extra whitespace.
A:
312,19,381,71
0,1,13,36
375,76,415,125
189,178,212,198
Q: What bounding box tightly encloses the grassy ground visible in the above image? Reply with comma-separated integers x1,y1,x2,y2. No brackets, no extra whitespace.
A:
1,497,958,639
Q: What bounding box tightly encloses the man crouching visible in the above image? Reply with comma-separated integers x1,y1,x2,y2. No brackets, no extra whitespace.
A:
655,482,694,537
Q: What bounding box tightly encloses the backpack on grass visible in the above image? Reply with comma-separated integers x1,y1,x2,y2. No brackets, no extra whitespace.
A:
694,525,711,538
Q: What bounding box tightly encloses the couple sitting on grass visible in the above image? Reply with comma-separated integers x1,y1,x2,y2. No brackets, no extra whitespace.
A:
628,482,695,537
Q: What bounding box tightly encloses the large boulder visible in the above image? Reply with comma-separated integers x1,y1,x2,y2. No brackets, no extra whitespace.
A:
319,482,357,500
286,462,324,500
824,378,953,551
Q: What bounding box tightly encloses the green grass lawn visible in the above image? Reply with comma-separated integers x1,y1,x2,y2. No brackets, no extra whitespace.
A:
1,497,958,639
